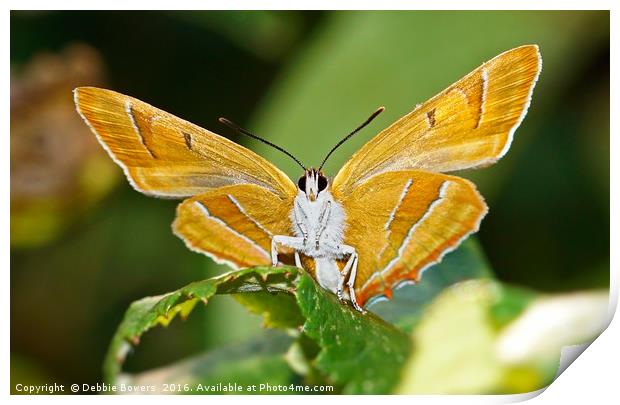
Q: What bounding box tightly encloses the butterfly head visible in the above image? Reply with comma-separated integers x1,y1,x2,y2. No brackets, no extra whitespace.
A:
298,168,328,202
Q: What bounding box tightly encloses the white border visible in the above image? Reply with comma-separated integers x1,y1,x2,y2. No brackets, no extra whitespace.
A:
5,3,617,405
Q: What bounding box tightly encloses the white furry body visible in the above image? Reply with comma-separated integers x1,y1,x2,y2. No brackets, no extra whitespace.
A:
290,190,345,258
291,190,345,291
271,187,363,311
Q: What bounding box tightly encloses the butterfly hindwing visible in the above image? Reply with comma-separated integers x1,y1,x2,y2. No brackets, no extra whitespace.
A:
333,171,487,306
173,184,294,269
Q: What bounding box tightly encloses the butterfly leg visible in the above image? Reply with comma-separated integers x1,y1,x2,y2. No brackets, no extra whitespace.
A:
346,255,365,313
294,251,303,268
337,260,349,301
271,235,305,268
336,244,364,312
293,200,309,246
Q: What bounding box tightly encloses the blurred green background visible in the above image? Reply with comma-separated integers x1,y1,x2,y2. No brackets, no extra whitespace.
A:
10,10,609,388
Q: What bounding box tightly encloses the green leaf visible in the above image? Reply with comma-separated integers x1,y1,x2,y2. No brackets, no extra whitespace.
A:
103,266,300,383
105,258,607,395
397,280,509,394
395,280,608,394
233,291,305,329
488,284,538,330
370,238,493,331
121,330,295,394
493,290,609,370
296,273,411,394
105,266,412,394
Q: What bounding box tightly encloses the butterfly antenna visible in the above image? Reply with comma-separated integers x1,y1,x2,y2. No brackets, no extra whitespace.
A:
219,118,306,171
318,106,385,171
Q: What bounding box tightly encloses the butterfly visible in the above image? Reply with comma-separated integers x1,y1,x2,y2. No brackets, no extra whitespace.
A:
74,45,541,312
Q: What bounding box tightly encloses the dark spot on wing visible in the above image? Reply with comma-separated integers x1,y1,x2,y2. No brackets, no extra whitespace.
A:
426,108,436,128
183,131,192,150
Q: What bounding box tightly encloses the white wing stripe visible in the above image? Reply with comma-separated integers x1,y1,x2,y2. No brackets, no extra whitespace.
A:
124,100,156,159
227,194,273,237
476,67,489,128
193,201,270,259
384,179,413,231
361,180,451,291
376,178,413,259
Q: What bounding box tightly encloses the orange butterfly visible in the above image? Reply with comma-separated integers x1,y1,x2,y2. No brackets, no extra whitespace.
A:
74,45,541,312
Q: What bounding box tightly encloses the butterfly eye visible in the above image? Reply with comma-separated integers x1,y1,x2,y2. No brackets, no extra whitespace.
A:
298,176,307,191
317,175,328,192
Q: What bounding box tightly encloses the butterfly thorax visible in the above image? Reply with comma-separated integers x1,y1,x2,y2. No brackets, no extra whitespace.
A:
290,189,346,259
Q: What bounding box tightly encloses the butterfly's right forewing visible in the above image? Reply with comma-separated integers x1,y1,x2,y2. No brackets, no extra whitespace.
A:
333,45,542,192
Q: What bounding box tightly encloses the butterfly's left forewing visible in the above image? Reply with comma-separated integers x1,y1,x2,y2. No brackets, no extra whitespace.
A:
75,87,298,268
75,87,295,199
